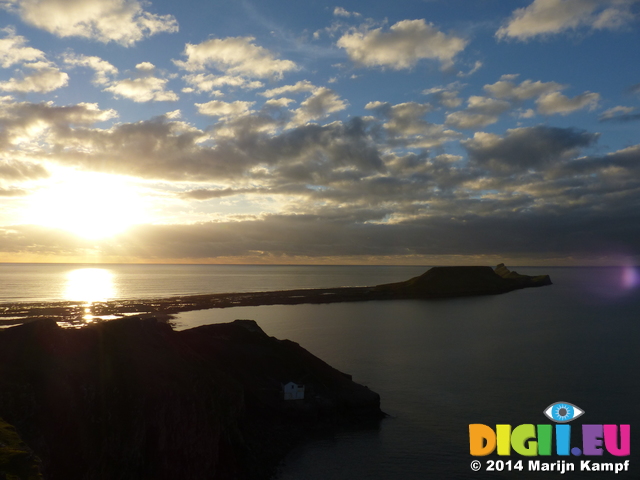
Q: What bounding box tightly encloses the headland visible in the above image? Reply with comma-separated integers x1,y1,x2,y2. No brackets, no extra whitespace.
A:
0,264,551,326
0,317,383,479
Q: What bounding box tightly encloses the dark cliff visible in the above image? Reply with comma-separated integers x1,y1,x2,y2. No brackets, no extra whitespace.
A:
0,318,383,480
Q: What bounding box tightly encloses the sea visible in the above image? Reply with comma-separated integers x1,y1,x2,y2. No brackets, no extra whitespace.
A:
1,263,639,479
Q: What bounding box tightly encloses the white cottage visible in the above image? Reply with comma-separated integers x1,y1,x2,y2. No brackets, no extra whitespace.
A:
282,382,305,400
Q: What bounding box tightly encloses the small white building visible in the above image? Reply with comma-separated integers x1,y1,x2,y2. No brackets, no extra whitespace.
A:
283,382,305,400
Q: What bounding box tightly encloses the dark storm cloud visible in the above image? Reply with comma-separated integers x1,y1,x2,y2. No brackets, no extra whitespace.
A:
463,125,599,172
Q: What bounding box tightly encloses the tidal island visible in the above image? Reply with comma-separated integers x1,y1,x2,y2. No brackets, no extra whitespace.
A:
0,264,552,325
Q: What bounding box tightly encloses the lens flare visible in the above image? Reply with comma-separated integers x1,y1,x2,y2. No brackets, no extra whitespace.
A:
622,266,639,290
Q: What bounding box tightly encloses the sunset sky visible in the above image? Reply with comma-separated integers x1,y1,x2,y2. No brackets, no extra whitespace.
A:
1,0,639,265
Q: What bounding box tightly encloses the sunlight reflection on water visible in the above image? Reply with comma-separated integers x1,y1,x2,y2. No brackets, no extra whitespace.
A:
64,268,115,307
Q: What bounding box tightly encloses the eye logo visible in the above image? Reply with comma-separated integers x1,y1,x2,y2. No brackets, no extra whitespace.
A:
543,402,584,423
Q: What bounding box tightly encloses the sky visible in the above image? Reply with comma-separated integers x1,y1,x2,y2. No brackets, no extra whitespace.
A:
0,0,639,265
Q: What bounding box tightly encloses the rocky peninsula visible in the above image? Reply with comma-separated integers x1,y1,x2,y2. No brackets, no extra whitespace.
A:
0,317,383,479
1,264,551,325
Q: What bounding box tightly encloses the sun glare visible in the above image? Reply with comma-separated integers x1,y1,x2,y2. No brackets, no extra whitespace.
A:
26,171,146,239
64,268,115,304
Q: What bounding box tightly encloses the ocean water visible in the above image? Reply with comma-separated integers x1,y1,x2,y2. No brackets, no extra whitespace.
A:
1,264,639,478
174,267,640,479
0,263,428,303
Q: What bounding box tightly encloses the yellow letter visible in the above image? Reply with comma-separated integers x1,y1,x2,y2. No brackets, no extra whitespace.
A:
497,424,512,455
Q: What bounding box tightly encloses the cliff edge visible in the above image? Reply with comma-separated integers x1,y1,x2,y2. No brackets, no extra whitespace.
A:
0,318,383,480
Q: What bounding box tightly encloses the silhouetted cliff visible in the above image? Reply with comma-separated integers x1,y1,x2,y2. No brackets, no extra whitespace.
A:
0,318,383,480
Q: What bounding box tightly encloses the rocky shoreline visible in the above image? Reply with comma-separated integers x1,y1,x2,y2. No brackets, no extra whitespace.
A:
1,264,551,326
0,317,384,480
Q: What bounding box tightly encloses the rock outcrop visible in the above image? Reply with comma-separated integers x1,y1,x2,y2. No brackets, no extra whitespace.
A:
0,318,383,480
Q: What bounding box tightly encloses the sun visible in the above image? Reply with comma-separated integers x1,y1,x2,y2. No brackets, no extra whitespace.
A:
26,171,147,240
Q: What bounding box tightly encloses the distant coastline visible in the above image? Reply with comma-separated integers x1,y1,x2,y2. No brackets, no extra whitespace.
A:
1,264,551,327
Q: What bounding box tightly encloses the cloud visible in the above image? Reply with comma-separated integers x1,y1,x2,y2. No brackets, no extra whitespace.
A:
103,63,177,102
62,56,176,102
518,108,537,118
182,73,263,94
174,36,297,79
496,0,638,40
264,98,295,108
536,90,600,114
599,105,640,122
433,91,463,108
0,27,45,68
289,87,348,126
0,159,49,180
62,53,118,85
105,77,178,102
423,82,464,108
178,188,250,200
0,99,117,150
1,101,386,183
457,60,483,77
366,100,460,148
195,100,254,118
337,19,467,69
0,27,68,93
6,197,640,261
0,187,27,196
463,125,598,171
260,80,317,98
333,6,360,17
484,75,565,100
366,101,432,134
0,62,69,93
2,101,639,262
628,83,640,94
445,96,512,129
558,143,640,175
2,0,178,46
